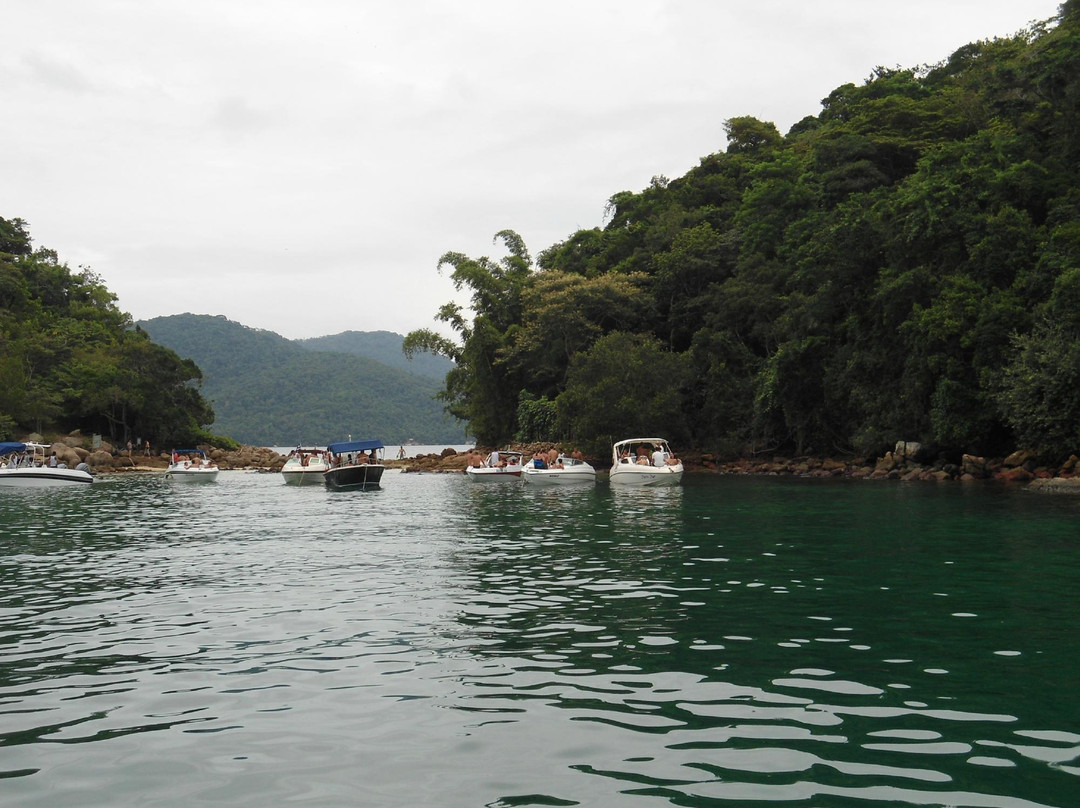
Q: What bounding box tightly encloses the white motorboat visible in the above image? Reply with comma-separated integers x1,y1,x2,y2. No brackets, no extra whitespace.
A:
522,454,596,486
465,450,524,481
0,442,94,487
609,438,683,486
281,447,331,485
324,439,385,490
165,449,219,482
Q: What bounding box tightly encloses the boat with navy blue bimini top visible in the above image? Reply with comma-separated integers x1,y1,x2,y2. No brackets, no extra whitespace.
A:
324,439,385,490
0,441,94,487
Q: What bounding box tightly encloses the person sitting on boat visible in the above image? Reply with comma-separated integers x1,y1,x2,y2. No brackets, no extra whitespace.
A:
636,453,651,466
652,447,667,467
620,449,631,464
356,452,368,464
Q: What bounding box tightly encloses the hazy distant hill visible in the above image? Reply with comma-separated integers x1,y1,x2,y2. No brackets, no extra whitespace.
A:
138,314,465,446
298,330,453,380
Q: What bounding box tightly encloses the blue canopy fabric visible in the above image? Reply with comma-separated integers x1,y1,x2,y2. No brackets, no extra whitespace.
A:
0,442,27,457
327,440,384,454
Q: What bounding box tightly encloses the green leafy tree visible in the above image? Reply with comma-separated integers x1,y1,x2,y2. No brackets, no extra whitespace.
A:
501,269,651,398
404,231,532,445
556,332,690,456
0,216,217,445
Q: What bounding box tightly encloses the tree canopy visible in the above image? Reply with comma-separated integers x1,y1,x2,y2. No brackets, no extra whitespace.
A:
0,218,215,445
409,5,1080,462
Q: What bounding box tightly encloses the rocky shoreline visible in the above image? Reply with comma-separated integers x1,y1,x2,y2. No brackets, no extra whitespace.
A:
391,442,1080,489
21,434,1080,492
18,434,287,474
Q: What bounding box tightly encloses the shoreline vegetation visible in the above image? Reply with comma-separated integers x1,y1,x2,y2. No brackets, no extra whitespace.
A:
6,9,1080,472
23,433,1079,493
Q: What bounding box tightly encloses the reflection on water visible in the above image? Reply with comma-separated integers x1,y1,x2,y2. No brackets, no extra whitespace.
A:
1,472,1078,807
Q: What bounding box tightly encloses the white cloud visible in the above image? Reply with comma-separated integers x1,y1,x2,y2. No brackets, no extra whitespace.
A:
0,0,1061,339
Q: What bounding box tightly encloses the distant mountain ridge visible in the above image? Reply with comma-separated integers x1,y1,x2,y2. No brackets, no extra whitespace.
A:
297,330,452,379
138,314,464,446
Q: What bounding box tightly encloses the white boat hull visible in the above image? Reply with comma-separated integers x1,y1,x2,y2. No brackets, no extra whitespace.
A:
609,464,684,486
165,465,219,482
282,468,326,485
0,467,93,487
465,466,523,481
281,450,330,486
609,438,684,486
522,465,596,486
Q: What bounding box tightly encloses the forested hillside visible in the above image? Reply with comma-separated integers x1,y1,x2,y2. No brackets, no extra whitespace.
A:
298,330,452,379
140,314,466,446
0,218,216,446
407,3,1080,461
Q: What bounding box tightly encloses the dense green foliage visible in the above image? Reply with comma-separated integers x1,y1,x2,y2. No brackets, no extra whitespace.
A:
409,4,1080,461
0,218,215,446
140,315,466,446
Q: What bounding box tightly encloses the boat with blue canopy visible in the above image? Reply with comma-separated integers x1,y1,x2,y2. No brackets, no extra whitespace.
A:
0,441,94,487
324,439,385,490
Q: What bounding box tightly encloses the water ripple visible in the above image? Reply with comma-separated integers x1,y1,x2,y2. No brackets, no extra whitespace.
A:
0,473,1076,806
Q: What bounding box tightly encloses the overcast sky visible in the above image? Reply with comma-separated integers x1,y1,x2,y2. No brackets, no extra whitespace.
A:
2,1,1062,340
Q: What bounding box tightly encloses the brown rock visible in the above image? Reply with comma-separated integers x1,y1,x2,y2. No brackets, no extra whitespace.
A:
961,454,988,478
86,450,115,468
997,466,1034,482
1003,450,1030,468
1029,477,1080,493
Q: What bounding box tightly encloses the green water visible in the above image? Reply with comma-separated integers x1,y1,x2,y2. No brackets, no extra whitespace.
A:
0,472,1077,806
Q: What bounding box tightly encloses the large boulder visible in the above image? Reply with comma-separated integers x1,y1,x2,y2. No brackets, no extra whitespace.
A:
85,450,116,468
961,454,989,479
49,442,82,467
894,441,922,459
1003,449,1031,468
1028,477,1080,493
997,466,1034,482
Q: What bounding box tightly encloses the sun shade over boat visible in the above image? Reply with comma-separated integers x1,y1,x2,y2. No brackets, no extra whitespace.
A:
0,442,27,457
327,440,385,454
172,449,206,455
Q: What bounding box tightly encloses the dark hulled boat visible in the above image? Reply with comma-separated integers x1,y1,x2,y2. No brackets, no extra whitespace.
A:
324,439,385,490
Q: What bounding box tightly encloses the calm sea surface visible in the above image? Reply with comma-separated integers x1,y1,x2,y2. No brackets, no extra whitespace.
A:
1,472,1077,807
